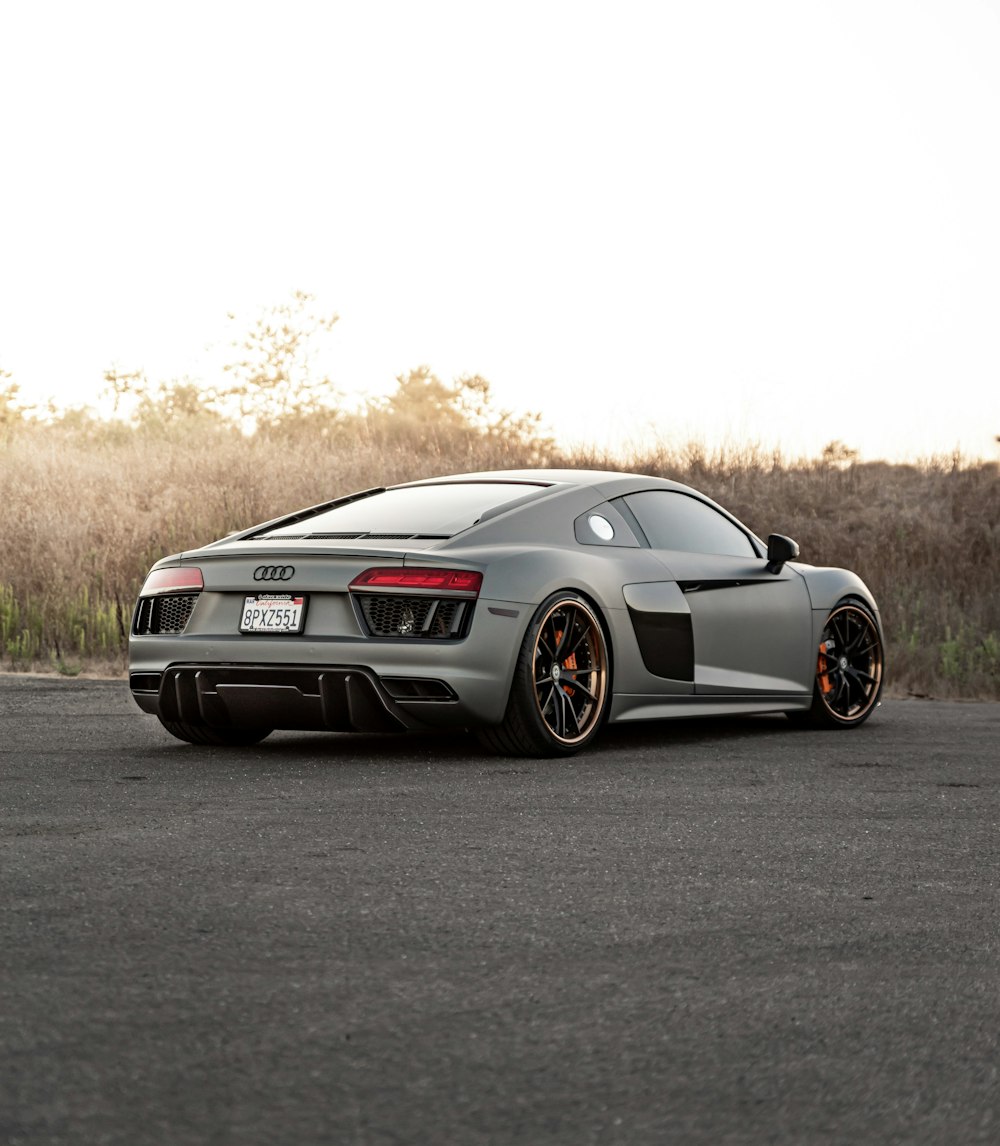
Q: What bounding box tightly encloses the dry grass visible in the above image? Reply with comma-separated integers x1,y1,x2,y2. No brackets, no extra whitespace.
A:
2,422,998,697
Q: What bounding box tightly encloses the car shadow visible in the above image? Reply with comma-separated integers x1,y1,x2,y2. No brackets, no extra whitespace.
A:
149,711,800,766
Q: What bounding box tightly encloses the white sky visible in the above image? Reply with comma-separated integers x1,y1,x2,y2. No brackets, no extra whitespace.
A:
2,0,999,461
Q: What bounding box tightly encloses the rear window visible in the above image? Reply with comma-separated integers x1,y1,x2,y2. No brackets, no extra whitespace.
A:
262,482,551,539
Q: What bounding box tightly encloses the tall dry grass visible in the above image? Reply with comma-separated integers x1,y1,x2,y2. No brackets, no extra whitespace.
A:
1,421,998,697
0,420,549,673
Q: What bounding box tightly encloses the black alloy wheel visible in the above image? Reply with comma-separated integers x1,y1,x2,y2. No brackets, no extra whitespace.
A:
800,600,884,728
478,592,610,757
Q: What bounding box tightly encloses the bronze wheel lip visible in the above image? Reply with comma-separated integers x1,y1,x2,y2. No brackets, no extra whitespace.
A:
817,603,883,722
531,598,608,746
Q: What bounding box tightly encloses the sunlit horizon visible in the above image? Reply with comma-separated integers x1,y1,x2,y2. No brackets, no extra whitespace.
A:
2,1,999,464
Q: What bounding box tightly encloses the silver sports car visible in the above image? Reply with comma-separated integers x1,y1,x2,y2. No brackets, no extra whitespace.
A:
129,469,885,756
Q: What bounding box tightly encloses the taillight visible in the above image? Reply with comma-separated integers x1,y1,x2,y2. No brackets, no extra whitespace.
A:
349,568,483,595
140,566,205,595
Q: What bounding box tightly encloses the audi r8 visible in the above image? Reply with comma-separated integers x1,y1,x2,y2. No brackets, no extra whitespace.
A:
129,469,885,756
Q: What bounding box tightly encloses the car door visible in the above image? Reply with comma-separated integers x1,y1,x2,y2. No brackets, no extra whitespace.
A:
617,490,814,695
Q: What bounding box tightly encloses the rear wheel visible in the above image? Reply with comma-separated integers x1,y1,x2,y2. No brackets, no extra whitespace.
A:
794,600,884,728
157,717,273,746
478,592,610,757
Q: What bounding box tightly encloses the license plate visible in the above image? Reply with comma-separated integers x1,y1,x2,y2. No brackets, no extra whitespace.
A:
240,594,307,634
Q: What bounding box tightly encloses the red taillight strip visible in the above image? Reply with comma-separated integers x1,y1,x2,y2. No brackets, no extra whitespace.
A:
349,568,483,595
140,567,205,595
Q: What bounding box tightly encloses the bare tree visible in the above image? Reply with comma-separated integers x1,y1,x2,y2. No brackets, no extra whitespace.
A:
217,291,340,433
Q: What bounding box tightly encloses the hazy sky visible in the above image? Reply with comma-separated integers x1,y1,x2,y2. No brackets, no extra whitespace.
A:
2,0,998,460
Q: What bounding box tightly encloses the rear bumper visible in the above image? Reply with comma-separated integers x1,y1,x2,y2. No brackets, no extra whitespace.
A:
130,663,471,734
128,595,529,730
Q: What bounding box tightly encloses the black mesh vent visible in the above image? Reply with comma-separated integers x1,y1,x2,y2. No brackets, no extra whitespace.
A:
134,593,198,635
356,594,469,639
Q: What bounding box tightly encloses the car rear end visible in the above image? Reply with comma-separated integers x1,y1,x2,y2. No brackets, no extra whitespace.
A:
128,543,523,735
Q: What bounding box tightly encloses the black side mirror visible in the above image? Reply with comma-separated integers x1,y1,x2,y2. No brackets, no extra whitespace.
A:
766,533,800,572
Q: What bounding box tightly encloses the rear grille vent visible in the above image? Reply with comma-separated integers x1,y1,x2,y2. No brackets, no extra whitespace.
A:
355,594,470,639
133,593,198,635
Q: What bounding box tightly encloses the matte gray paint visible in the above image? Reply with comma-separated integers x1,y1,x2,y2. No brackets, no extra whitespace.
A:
648,549,815,694
130,469,882,737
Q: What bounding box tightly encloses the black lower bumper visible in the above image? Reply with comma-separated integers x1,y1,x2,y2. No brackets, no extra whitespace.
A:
130,664,456,734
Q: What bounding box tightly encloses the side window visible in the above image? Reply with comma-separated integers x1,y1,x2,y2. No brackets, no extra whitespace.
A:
620,491,757,558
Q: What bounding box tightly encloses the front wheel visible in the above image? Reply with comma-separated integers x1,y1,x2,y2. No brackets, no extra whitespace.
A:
157,717,273,746
794,600,884,728
478,592,611,757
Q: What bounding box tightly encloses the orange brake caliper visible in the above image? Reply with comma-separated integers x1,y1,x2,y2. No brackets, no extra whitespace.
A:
555,629,577,696
818,640,833,694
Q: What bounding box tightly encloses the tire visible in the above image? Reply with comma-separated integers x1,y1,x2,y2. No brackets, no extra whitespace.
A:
478,592,611,757
793,599,884,729
157,716,273,746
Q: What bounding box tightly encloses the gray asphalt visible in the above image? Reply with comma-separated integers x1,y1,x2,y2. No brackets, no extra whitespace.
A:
1,675,997,1146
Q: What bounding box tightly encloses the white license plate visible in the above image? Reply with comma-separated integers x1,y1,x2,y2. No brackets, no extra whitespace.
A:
240,594,307,634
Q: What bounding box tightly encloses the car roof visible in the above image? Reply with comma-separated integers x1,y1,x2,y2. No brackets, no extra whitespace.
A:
397,468,691,495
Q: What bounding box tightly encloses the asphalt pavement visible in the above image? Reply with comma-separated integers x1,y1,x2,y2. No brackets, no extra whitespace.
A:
1,675,997,1145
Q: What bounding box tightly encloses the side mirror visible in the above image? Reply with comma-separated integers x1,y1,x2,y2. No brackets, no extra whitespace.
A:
766,533,800,572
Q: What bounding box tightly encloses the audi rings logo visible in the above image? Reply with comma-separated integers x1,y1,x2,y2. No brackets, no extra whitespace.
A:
253,565,295,582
